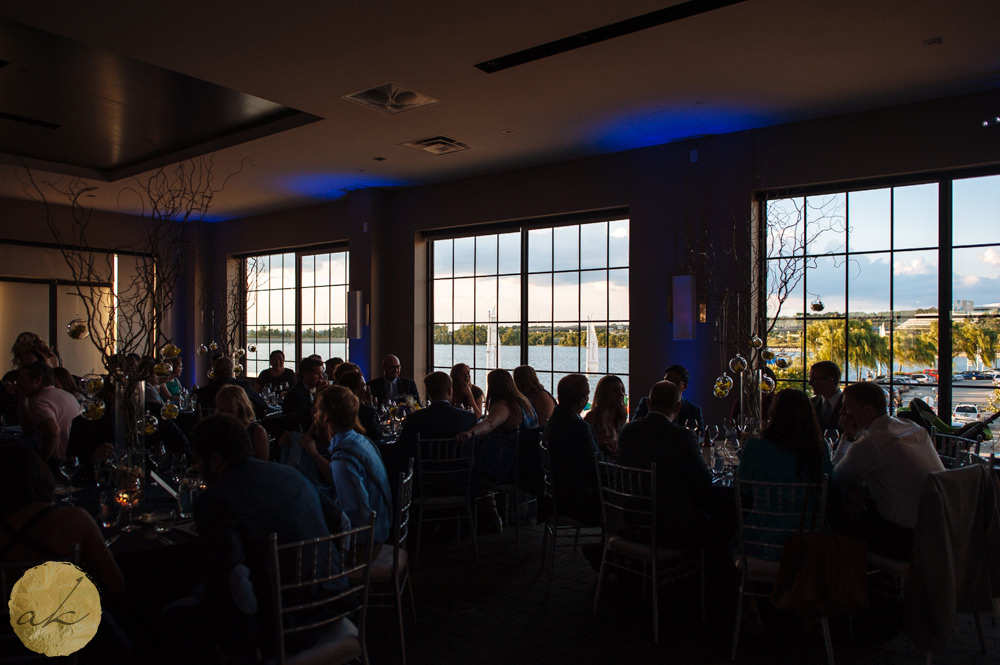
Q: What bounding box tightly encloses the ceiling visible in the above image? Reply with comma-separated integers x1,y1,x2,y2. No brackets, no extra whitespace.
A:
0,0,998,221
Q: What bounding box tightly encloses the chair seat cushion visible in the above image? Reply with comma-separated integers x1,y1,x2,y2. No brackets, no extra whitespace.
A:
286,618,360,665
348,545,408,583
607,534,688,561
867,552,910,576
417,496,469,509
733,556,781,580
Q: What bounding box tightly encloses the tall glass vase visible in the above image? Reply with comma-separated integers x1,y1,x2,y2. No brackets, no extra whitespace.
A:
113,379,146,496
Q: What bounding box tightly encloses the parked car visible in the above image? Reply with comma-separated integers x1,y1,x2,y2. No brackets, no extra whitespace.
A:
993,375,1000,387
909,373,931,384
952,404,982,424
966,371,989,381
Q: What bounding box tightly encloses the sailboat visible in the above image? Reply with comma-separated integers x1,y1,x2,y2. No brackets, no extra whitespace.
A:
586,318,599,373
487,309,500,369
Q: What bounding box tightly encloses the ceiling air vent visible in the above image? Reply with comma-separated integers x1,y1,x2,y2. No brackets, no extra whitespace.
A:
343,81,439,115
400,135,475,156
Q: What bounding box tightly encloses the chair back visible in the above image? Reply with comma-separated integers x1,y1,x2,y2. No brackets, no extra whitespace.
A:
595,459,656,542
393,459,415,555
415,435,474,498
934,431,983,468
732,475,828,563
267,513,376,665
539,438,557,514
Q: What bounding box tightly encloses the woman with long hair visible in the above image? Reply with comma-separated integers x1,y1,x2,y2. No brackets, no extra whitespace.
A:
512,365,556,427
215,384,269,461
336,369,383,441
450,363,484,418
584,375,627,458
458,369,538,483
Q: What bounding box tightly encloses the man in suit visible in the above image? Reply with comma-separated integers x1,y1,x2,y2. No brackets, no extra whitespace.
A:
368,354,420,404
281,356,327,431
396,371,476,462
809,360,843,433
196,356,270,420
629,364,704,430
619,380,715,548
544,373,603,526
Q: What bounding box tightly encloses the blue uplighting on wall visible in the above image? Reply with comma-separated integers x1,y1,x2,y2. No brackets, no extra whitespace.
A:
593,104,772,153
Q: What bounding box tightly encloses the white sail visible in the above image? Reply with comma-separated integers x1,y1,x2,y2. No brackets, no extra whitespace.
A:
486,310,500,369
586,318,599,373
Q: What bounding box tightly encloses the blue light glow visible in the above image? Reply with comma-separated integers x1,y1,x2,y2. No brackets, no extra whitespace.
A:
593,104,772,152
281,172,408,200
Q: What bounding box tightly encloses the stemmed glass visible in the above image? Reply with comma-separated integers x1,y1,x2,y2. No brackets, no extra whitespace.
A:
116,476,142,532
824,428,840,453
149,444,169,486
59,456,80,504
169,454,189,486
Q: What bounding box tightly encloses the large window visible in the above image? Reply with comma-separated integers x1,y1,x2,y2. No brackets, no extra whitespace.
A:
245,247,349,377
430,217,629,396
763,172,1000,423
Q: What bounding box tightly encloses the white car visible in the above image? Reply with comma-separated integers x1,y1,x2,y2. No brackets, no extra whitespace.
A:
909,373,931,384
952,404,981,424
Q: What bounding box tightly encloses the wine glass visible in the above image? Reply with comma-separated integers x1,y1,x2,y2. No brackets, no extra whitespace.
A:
824,428,840,452
706,424,720,444
170,454,189,486
59,456,80,504
149,444,169,486
94,459,115,492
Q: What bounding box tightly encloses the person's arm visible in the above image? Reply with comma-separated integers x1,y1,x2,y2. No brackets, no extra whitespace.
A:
534,392,555,426
316,487,346,533
831,435,878,487
582,418,603,462
454,382,481,418
297,434,333,484
251,425,269,461
35,417,61,460
457,401,511,443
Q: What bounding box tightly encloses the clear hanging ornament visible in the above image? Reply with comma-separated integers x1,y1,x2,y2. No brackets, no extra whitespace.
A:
728,354,748,373
67,316,89,340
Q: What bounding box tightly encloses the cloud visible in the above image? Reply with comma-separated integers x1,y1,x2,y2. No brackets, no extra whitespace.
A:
982,248,1000,266
610,227,629,239
961,274,982,286
895,256,934,276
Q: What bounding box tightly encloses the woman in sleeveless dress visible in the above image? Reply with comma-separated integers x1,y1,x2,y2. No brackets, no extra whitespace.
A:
458,369,538,484
513,365,556,427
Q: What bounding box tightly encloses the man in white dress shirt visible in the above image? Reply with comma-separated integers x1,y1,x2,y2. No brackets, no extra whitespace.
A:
832,381,944,559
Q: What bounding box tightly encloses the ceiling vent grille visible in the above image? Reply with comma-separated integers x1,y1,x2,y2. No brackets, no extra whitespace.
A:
343,81,439,115
400,135,474,156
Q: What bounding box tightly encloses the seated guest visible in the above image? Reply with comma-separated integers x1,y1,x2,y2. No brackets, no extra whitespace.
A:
216,384,270,461
459,369,538,484
832,381,944,560
325,357,344,382
450,363,484,418
17,361,80,462
256,349,296,393
369,354,420,405
336,370,383,442
332,361,361,383
0,445,125,594
159,355,185,401
282,356,327,431
191,414,345,659
397,371,477,461
545,374,603,526
584,375,628,458
197,356,269,419
630,365,704,430
809,360,844,434
619,381,716,548
513,365,556,427
300,386,392,544
737,389,833,558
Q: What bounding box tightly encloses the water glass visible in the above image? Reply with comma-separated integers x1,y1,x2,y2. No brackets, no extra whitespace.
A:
59,456,81,503
99,490,121,529
153,509,177,533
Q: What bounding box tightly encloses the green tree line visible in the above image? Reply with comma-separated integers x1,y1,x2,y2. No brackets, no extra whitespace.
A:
433,323,629,348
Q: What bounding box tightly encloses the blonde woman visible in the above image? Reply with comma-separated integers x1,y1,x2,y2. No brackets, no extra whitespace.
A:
215,384,269,461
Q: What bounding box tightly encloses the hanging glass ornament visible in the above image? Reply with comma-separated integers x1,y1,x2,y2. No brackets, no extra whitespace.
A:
153,361,173,379
759,375,776,393
82,372,104,397
209,341,219,351
143,413,159,436
811,297,825,312
161,343,181,359
761,349,776,361
235,348,246,358
750,335,764,349
160,402,180,420
775,354,792,369
728,354,748,373
81,398,106,421
247,344,258,353
197,344,209,356
207,369,215,380
234,364,244,375
67,316,89,340
717,374,734,391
